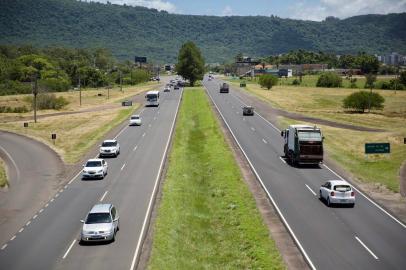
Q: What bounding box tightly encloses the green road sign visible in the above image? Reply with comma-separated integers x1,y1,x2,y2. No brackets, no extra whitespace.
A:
365,143,390,154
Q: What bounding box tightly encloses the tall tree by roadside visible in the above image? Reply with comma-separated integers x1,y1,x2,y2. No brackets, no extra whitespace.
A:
176,42,205,87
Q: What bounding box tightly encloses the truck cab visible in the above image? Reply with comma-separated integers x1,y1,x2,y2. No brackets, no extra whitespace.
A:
281,125,324,165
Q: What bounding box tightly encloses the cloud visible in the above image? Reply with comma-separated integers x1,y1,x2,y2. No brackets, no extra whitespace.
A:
91,0,177,13
289,0,406,21
222,5,233,16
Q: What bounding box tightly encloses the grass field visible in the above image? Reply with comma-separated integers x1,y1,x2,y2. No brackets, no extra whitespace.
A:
148,88,284,269
0,82,159,121
227,79,406,193
0,158,7,187
233,75,395,89
0,106,138,164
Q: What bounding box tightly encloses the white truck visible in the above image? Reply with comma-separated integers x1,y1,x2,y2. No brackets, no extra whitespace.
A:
281,125,324,165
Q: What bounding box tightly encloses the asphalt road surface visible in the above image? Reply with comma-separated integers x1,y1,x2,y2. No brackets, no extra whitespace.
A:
0,131,64,246
204,77,406,270
0,85,182,270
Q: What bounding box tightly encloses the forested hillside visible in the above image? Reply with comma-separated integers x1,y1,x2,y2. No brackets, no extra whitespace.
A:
1,0,405,63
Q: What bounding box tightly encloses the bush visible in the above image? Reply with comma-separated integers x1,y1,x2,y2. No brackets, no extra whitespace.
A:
292,79,300,85
0,106,30,113
375,79,405,90
0,80,32,95
26,93,69,110
342,91,385,113
39,78,71,92
259,74,278,89
349,78,358,88
316,72,342,88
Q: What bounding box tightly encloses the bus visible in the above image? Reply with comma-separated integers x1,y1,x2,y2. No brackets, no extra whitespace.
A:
145,90,160,107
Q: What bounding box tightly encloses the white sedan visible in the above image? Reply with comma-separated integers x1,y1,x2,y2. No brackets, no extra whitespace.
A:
82,159,108,179
99,139,120,157
319,180,355,207
129,115,142,126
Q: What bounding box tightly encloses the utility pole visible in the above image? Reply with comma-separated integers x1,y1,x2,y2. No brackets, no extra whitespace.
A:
33,75,38,123
119,70,123,92
79,73,82,106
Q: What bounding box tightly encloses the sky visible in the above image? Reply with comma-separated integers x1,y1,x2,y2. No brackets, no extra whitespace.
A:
91,0,406,21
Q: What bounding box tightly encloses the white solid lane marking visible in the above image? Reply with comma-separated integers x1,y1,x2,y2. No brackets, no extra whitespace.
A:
133,145,138,151
1,244,7,250
142,133,146,137
204,85,316,270
62,240,76,259
0,145,21,182
64,185,68,189
26,221,31,226
130,89,183,270
59,189,64,193
45,203,49,208
18,228,24,233
262,138,268,144
355,236,379,260
55,193,59,198
100,191,108,202
10,235,16,241
323,164,406,229
279,157,287,164
68,171,81,185
39,209,44,213
243,117,245,121
33,214,38,219
50,198,54,202
121,164,126,171
305,184,317,196
251,127,255,131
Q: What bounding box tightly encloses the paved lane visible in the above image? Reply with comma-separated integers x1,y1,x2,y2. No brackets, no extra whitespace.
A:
204,77,406,270
0,85,182,270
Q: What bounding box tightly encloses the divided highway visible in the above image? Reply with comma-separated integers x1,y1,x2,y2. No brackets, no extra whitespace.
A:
204,77,406,270
0,85,182,270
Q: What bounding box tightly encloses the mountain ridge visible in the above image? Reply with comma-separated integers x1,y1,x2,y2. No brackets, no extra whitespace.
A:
0,0,405,62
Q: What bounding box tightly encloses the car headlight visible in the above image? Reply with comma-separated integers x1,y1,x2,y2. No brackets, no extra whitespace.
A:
97,169,103,173
83,169,87,173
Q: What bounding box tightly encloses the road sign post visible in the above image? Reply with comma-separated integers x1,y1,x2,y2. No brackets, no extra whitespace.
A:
51,133,57,145
365,143,390,160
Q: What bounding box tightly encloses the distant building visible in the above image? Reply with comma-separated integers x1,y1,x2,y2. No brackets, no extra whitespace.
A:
236,56,260,76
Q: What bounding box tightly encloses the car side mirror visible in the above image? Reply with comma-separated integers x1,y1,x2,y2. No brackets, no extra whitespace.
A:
82,165,85,167
322,136,325,141
113,218,119,222
281,131,285,137
80,220,84,223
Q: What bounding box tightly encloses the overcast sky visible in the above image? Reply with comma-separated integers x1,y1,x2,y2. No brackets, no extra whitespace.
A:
90,0,406,21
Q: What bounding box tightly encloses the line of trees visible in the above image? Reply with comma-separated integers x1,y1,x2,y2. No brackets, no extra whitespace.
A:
0,45,151,96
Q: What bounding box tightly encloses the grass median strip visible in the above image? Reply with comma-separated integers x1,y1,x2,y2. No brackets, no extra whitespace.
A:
0,158,8,187
148,88,284,269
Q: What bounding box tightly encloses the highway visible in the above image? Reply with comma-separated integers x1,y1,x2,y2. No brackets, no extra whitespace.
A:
204,77,406,270
0,84,182,270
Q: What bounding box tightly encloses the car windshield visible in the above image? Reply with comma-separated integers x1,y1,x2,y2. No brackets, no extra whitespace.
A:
131,116,139,120
102,141,116,147
86,161,102,167
334,185,351,192
146,94,157,100
298,131,322,141
85,213,112,224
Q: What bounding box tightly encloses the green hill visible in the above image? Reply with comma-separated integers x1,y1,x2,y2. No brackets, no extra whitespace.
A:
1,0,405,63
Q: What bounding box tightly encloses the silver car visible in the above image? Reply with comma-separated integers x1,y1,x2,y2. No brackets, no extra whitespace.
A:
80,204,119,243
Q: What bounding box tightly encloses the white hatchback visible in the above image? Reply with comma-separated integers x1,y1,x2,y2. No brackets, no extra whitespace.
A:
129,115,142,126
320,180,355,207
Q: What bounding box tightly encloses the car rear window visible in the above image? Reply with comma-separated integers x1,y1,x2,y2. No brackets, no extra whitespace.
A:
131,116,139,119
334,185,351,192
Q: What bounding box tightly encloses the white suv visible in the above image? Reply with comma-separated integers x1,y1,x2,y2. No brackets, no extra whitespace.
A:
129,115,142,126
99,140,120,157
82,159,108,179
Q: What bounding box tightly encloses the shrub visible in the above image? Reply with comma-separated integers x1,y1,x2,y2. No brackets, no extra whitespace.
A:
0,106,30,113
0,80,32,95
292,79,300,85
349,78,357,88
259,74,278,89
39,78,71,92
342,91,385,113
26,93,69,110
316,72,342,88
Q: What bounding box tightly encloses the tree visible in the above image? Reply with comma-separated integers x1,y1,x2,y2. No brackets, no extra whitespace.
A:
399,71,406,86
364,73,376,112
343,91,384,113
316,72,342,88
176,41,205,86
259,74,278,89
356,53,379,74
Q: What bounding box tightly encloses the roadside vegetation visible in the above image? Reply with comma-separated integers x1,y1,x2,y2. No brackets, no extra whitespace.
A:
226,80,406,192
148,88,284,269
0,158,8,188
0,106,137,164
